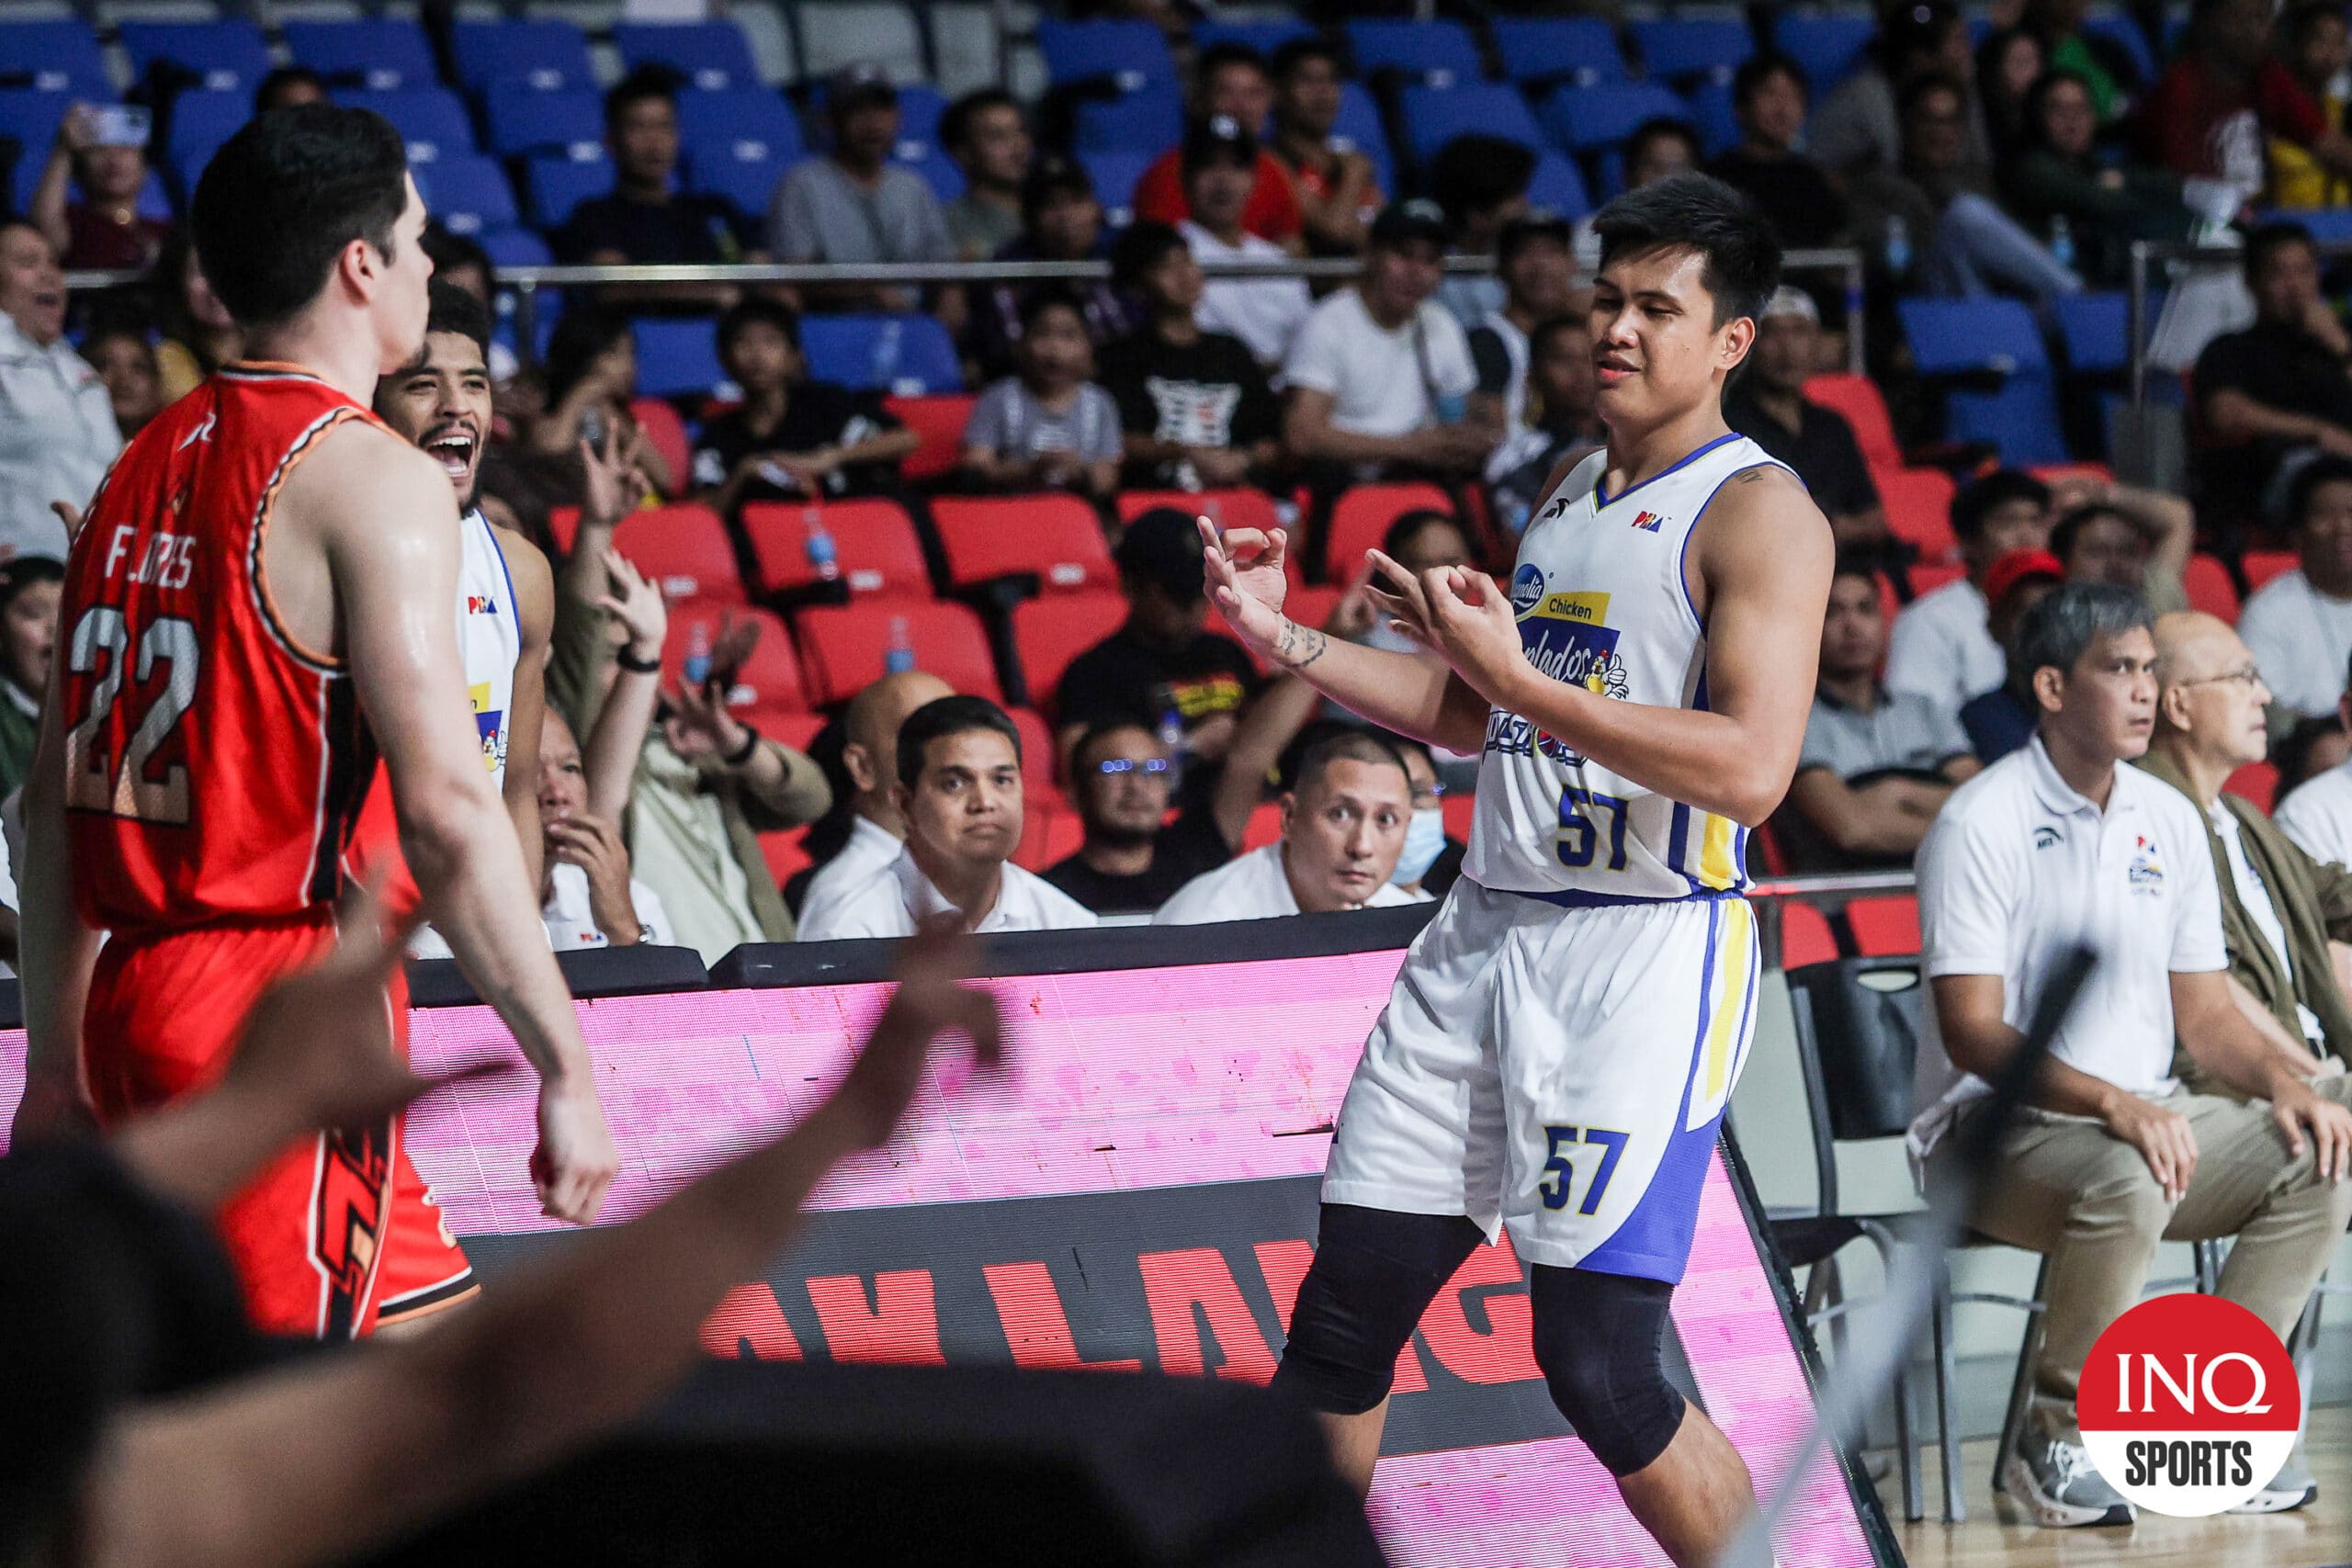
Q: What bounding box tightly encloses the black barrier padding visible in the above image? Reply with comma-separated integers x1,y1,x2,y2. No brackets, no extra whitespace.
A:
406,943,711,1007
0,977,19,1032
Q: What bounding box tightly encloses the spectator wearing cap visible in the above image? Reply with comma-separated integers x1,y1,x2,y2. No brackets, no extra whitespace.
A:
0,556,61,795
939,88,1033,263
798,695,1096,939
29,101,169,273
0,217,119,563
556,66,764,310
968,155,1136,381
1268,38,1383,256
691,296,917,516
1282,199,1496,485
768,64,956,319
2238,454,2352,727
1812,0,1995,177
1887,468,2054,721
1426,133,1539,330
1465,214,1578,460
1706,51,1849,252
1486,317,1608,536
1055,507,1263,784
2046,477,2195,615
1961,547,2066,764
1154,725,1430,923
1778,555,1980,871
959,289,1122,502
1099,220,1282,491
1181,117,1314,371
1724,288,1888,560
1134,42,1303,245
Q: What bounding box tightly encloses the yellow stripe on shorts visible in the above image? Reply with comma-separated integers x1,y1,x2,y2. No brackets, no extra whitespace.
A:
1702,899,1756,1105
1697,812,1739,890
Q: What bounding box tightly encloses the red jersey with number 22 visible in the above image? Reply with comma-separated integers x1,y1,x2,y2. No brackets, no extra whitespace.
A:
61,363,383,933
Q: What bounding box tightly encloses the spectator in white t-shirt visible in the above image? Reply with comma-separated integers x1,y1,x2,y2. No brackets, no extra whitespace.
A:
0,216,119,562
2240,455,2352,726
1182,116,1312,371
1156,725,1430,923
795,669,955,934
2275,649,2352,866
799,695,1096,939
1281,199,1496,484
1885,468,2052,719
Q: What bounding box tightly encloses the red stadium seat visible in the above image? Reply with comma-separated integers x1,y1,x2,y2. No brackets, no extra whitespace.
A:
1751,820,1790,875
1778,901,1839,969
1846,895,1920,956
2227,760,2279,812
2030,460,2114,489
1906,561,1965,599
628,397,693,491
611,502,744,604
1873,570,1903,641
1876,467,1959,560
1440,791,1474,844
882,392,976,481
1241,799,1283,850
760,827,815,887
1008,705,1060,795
794,601,1002,705
549,505,581,556
1012,796,1086,872
763,711,827,755
2183,552,2239,623
1010,592,1128,715
932,494,1116,595
1323,482,1454,582
2244,550,2298,594
1117,488,1283,535
662,602,808,713
741,499,932,601
1804,373,1901,470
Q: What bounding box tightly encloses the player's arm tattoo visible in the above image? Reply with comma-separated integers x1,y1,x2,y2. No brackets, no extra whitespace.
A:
1272,618,1329,671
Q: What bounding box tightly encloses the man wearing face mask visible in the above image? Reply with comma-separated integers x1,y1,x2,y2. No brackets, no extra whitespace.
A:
1387,735,1462,899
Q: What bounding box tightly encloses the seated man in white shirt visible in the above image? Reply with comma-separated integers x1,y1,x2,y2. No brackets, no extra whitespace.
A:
799,695,1096,940
2240,454,2352,727
2277,649,2352,865
1182,116,1312,372
1885,468,2051,721
1910,582,2352,1529
1157,725,1430,924
796,670,954,933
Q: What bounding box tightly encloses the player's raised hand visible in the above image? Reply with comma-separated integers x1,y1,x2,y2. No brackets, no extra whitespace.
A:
1200,517,1289,649
1419,565,1531,707
834,918,1006,1150
1363,548,1437,647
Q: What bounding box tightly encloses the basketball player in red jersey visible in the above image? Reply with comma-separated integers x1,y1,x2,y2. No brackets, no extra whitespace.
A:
13,104,618,1338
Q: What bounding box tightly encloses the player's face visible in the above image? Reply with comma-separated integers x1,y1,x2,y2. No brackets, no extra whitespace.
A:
1589,247,1751,431
3,581,60,694
2044,626,2158,762
537,709,589,825
378,330,492,507
1283,758,1410,912
1080,726,1171,838
902,730,1024,872
373,174,435,378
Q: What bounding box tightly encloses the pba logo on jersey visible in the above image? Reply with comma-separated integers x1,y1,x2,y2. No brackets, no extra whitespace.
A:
1630,510,1665,532
465,594,499,616
1510,563,1546,617
2078,1293,2301,1517
2127,834,2165,893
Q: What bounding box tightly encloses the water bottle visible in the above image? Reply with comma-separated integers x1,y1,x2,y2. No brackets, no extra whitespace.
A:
885,614,916,674
1883,214,1912,277
683,620,713,687
802,508,840,582
1156,700,1187,791
2048,214,2075,271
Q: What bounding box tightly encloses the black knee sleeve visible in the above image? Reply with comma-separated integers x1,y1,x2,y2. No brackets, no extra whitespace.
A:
1272,1204,1486,1416
1529,1266,1688,1476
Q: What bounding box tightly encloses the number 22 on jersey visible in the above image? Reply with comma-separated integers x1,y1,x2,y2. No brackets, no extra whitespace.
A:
62,604,200,825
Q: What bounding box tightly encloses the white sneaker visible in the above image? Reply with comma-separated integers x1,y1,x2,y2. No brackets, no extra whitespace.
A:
2000,1435,2135,1529
2228,1458,2318,1515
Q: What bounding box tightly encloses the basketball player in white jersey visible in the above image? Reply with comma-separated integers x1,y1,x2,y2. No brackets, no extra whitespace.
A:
1208,175,1832,1564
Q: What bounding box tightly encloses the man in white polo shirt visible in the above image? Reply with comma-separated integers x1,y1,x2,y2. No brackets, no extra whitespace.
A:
1156,726,1430,924
796,670,955,933
2276,650,2352,866
1911,582,2352,1529
797,695,1096,940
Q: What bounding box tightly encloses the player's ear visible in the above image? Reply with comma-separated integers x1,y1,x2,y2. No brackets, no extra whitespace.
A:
1718,312,1756,372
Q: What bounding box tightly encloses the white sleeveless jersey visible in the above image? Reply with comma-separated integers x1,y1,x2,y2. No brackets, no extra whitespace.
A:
1464,433,1792,903
456,507,521,787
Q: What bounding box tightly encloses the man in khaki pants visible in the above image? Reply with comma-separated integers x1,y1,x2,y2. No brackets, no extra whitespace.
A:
1908,583,2352,1529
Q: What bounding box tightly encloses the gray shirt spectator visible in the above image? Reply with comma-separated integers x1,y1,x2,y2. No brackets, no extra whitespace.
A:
964,377,1122,467
767,156,953,270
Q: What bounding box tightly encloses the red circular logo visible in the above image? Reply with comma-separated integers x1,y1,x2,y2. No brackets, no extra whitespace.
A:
2078,1294,2301,1517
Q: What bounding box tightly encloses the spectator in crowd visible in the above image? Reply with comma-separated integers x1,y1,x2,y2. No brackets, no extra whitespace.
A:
1100,220,1281,491
1181,117,1313,372
2021,0,2147,122
1707,52,1849,252
969,155,1136,380
797,670,954,934
800,695,1096,938
2135,0,2352,197
1813,0,1993,176
2275,697,2352,824
1908,581,2352,1529
525,309,676,497
0,557,62,796
2273,0,2352,209
1268,38,1382,256
1961,547,2067,763
2001,69,2198,289
1388,736,1462,899
251,65,326,113
1283,199,1493,485
80,323,164,438
1569,118,1700,274
1427,133,1541,328
1487,316,1609,534
2192,224,2352,533
29,102,169,272
959,288,1122,502
692,296,915,514
147,229,239,401
1976,25,2048,157
1334,511,1476,661
1887,468,2053,718
1134,42,1302,245
1466,213,1578,457
939,88,1033,262
1778,558,1979,870
0,217,119,562
1724,288,1889,558
555,65,762,309
769,64,955,317
2239,455,2352,726
2046,480,2196,614
1057,506,1261,776
1155,725,1428,922
420,224,523,394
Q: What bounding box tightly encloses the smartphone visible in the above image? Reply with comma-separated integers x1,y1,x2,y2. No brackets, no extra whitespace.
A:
86,105,152,150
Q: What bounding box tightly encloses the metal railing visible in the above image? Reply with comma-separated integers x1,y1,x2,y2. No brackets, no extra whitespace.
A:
2122,234,2352,407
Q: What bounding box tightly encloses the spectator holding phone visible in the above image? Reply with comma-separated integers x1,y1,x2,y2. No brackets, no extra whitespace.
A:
30,102,168,272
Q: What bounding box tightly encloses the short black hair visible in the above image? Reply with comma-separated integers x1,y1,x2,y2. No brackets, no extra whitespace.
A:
896,694,1023,792
1110,219,1189,289
420,222,494,288
1883,0,1962,69
1016,284,1087,334
1070,718,1161,776
0,214,47,253
1281,721,1409,796
1528,312,1587,358
420,277,491,358
1829,550,1883,591
941,87,1022,157
605,64,680,131
2275,712,2347,793
2290,454,2352,529
1896,70,1968,124
2288,0,2350,49
192,104,410,331
1625,115,1702,168
1270,36,1344,85
1195,39,1271,92
1021,154,1095,220
2019,67,2098,154
2245,218,2319,288
1591,172,1781,329
718,293,801,359
1951,468,2051,542
251,64,325,115
2048,503,2135,566
1380,508,1464,560
541,307,633,409
1427,134,1538,227
2012,581,2152,687
1732,50,1806,111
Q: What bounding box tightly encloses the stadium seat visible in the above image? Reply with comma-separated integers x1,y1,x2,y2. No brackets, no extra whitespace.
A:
1877,467,1958,560
119,20,271,93
1011,592,1127,711
612,504,745,604
882,393,975,480
675,87,803,165
1538,81,1690,156
1007,705,1061,795
2052,290,2134,373
628,399,694,496
1035,19,1176,90
662,602,808,713
1770,12,1876,91
687,142,794,220
615,21,761,90
1525,153,1593,220
630,317,729,402
1683,79,1740,156
2083,8,2158,85
2183,552,2239,623
1898,299,2068,468
1346,18,1483,85
1491,17,1628,86
890,84,949,154
2244,550,2299,593
1078,149,1153,222
1013,795,1088,870
488,85,603,157
1322,483,1455,581
900,146,965,204
2227,760,2280,813
417,154,520,236
282,19,437,91
1242,800,1283,850
1073,82,1183,153
1845,895,1920,956
932,494,1116,595
1118,487,1282,533
1399,83,1546,164
1332,85,1396,186
0,93,71,183
1779,901,1840,970
795,601,1002,705
792,2,922,85
743,499,933,601
798,313,961,395
452,19,596,93
0,20,109,96
1804,373,1902,469
761,827,817,888
1631,17,1756,84
524,150,614,229
480,228,551,269
341,88,476,164
1192,19,1315,59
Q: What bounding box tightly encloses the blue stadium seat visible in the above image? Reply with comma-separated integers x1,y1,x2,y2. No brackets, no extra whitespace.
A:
891,84,948,159
1078,149,1152,221
478,227,552,269
1332,84,1394,185
1525,152,1592,220
0,20,109,96
2083,8,2157,85
631,317,728,400
1399,83,1545,164
1538,81,1689,155
1630,17,1755,84
2263,206,2352,239
1899,299,2068,467
614,21,761,90
340,88,475,163
899,147,963,204
799,313,960,395
685,142,791,219
1035,20,1176,90
1684,79,1739,157
417,153,519,236
1490,17,1628,85
1192,19,1315,59
119,21,271,94
281,20,438,91
0,91,72,169
1346,18,1483,84
164,88,245,166
485,84,602,155
1073,82,1182,152
2052,289,2166,373
451,19,595,93
524,149,615,229
675,88,803,164
1770,11,1876,91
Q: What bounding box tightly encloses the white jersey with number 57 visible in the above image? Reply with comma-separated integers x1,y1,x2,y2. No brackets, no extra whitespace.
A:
1464,432,1793,904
